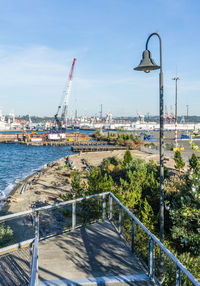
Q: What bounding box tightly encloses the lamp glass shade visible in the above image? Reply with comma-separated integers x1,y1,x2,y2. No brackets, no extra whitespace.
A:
134,50,160,72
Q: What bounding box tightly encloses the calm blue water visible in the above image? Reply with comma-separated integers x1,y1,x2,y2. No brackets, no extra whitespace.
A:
0,144,74,197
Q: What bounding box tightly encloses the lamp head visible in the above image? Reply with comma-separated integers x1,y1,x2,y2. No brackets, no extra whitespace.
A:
172,77,180,81
134,50,160,73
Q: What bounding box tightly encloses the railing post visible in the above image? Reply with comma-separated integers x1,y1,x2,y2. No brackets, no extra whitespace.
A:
148,237,154,279
102,194,106,220
35,211,39,285
35,211,39,239
72,201,76,229
109,195,113,221
119,206,122,234
131,219,135,253
176,266,181,286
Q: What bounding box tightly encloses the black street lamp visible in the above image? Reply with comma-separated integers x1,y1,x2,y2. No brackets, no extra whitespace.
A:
134,32,165,275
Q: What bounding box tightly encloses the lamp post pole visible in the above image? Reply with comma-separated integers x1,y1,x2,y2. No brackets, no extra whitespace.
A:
172,77,180,148
134,32,165,276
145,32,164,246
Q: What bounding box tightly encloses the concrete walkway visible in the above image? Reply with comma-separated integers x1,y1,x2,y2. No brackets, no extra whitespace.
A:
38,221,154,285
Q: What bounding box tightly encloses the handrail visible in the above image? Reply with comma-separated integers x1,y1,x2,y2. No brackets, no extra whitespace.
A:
0,192,110,222
110,192,200,286
29,237,38,286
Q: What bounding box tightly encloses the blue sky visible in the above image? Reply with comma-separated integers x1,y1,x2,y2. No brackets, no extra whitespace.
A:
0,0,199,117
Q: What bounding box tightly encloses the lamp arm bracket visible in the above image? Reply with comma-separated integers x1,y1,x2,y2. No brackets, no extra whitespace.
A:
145,32,162,71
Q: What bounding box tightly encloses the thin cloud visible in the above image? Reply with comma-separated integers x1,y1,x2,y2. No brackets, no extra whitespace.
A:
0,45,76,86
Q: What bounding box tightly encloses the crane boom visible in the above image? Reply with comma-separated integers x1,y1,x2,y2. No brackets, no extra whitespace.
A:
61,58,76,126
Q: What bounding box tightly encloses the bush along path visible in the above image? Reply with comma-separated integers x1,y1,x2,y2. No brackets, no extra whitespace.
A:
61,150,200,284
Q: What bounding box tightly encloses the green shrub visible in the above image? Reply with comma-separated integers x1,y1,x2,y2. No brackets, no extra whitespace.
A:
59,152,200,281
174,151,185,170
123,150,133,166
0,224,13,247
189,153,199,171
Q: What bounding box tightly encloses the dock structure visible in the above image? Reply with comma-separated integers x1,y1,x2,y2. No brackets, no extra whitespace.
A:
72,145,128,152
0,132,90,145
25,141,109,147
0,192,199,286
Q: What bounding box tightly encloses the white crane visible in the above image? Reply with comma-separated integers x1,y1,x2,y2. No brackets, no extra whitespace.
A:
55,58,76,129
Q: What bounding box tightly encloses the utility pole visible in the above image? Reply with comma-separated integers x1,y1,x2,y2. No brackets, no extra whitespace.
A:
186,105,189,122
172,77,180,148
100,104,103,119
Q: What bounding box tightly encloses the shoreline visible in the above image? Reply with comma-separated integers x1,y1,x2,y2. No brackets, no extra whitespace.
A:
0,149,184,216
1,171,41,213
0,156,69,214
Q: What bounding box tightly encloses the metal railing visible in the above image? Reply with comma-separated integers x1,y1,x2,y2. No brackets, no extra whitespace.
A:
0,192,109,285
29,237,38,286
0,192,199,286
109,193,200,286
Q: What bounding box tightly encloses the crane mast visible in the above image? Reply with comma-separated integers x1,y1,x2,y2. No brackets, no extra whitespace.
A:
61,58,76,127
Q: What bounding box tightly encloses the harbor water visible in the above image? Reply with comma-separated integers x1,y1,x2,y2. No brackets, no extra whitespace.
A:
0,143,74,200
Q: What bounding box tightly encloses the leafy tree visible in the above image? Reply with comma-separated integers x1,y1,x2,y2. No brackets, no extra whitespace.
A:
130,134,134,140
101,157,120,171
189,153,199,172
140,198,154,232
87,168,114,195
60,172,86,201
169,156,200,255
123,150,133,166
117,174,142,213
174,150,185,171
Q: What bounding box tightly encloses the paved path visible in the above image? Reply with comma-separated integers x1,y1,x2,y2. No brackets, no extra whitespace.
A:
38,221,154,285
